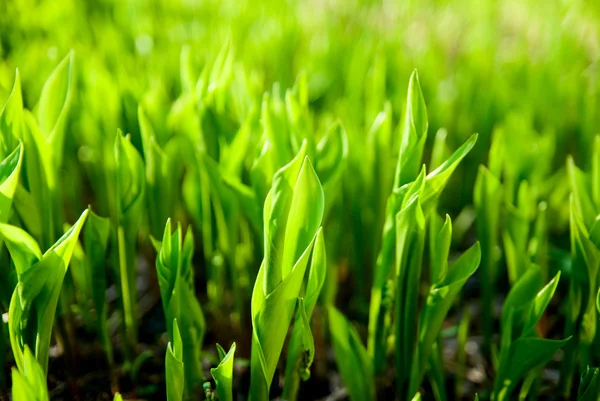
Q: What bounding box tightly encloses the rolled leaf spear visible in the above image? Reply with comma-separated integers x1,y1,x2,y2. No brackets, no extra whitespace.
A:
249,141,324,401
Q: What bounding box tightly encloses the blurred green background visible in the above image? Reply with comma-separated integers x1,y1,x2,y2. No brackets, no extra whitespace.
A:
3,0,599,211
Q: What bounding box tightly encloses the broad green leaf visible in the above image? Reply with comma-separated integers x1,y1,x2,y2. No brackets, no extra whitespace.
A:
568,156,596,226
11,346,49,401
493,337,570,401
304,230,327,313
113,394,123,401
577,366,600,401
250,149,324,401
0,143,24,222
0,223,42,275
12,185,42,244
166,319,184,401
430,214,452,284
522,271,561,336
115,130,145,221
280,156,324,280
9,209,88,374
15,111,53,247
419,133,478,212
569,196,600,344
0,70,23,157
328,306,375,401
250,249,315,401
395,69,428,188
262,142,308,293
36,51,73,169
211,343,236,401
501,265,544,337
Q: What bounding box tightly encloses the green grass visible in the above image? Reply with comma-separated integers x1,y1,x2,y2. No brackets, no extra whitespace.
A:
1,0,600,400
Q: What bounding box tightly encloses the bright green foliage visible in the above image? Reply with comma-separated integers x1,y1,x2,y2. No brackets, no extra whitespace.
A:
139,105,181,238
395,70,428,188
0,143,24,305
3,3,600,398
210,343,236,401
7,209,88,374
11,346,49,401
394,190,426,397
409,242,481,397
0,143,23,222
0,71,23,157
155,219,206,391
197,153,244,316
411,393,422,401
249,145,324,401
429,214,452,284
369,132,477,374
560,146,600,394
166,319,184,401
3,54,74,250
577,367,600,401
493,267,569,400
328,305,375,401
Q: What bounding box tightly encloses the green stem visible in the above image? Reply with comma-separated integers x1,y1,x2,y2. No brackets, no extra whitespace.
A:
118,226,136,365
